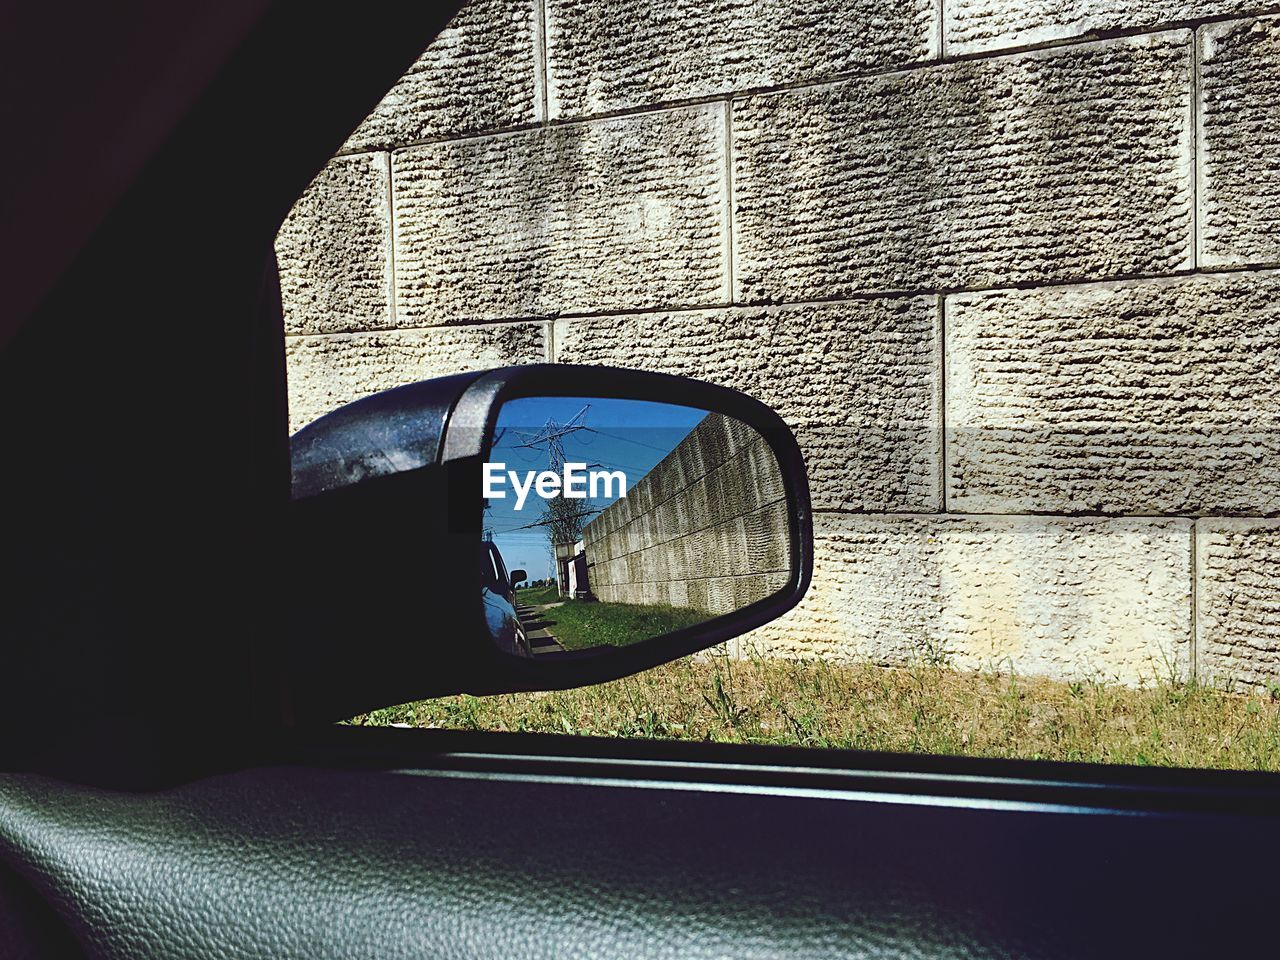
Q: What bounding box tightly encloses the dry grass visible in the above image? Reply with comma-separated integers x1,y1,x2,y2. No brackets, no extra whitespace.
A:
351,655,1280,771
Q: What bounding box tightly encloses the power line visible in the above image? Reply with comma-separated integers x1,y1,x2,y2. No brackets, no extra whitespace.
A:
584,426,677,455
581,457,650,475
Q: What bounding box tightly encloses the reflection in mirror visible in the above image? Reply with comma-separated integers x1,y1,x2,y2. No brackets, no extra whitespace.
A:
483,397,791,657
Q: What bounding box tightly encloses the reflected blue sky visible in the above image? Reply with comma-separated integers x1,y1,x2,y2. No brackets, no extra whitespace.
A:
486,397,708,580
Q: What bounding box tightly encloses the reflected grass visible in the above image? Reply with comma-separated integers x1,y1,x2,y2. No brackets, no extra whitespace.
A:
538,599,705,651
515,585,560,605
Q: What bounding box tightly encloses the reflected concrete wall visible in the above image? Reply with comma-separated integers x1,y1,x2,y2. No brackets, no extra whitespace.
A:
581,413,789,616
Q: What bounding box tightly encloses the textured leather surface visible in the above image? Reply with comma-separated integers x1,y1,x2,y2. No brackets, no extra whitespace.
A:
0,763,1270,959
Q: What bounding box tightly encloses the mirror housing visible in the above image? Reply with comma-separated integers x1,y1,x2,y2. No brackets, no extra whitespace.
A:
286,365,811,724
509,569,527,589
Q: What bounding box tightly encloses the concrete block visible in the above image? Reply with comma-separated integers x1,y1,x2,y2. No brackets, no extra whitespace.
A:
1199,16,1280,267
733,32,1193,302
393,106,727,325
946,0,1244,55
555,298,941,512
275,154,392,336
286,322,546,431
1196,518,1280,691
344,0,538,151
746,514,1193,685
946,273,1280,514
544,0,936,119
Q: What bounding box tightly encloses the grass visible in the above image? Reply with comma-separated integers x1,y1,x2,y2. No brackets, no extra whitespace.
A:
534,599,705,651
350,654,1280,771
515,584,560,606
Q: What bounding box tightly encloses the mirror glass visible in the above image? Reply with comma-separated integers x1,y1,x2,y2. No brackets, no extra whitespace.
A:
481,396,791,657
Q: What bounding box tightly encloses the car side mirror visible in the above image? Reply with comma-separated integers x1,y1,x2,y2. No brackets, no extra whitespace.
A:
286,365,811,723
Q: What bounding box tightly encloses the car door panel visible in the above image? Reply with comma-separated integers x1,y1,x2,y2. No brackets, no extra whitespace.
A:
0,732,1271,959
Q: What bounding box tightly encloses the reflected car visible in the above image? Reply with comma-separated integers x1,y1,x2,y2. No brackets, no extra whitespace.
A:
481,539,530,658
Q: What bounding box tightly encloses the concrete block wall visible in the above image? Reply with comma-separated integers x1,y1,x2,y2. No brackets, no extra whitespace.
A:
278,0,1280,688
581,413,791,616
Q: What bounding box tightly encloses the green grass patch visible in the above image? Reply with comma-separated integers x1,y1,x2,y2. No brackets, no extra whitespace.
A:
350,654,1280,771
537,599,705,651
515,584,560,605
